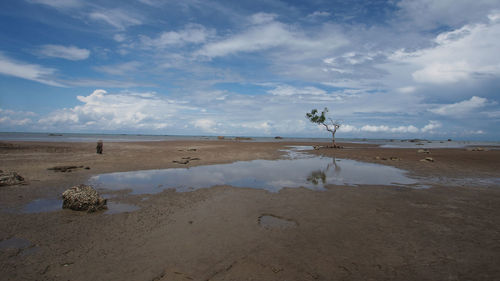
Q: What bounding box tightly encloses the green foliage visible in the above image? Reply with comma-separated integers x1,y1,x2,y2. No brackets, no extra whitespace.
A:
306,107,328,124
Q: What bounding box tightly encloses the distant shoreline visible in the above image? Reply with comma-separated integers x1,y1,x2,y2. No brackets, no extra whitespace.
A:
0,132,499,148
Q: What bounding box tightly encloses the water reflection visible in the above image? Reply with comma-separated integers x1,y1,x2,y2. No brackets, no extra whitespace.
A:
307,156,341,185
89,147,421,194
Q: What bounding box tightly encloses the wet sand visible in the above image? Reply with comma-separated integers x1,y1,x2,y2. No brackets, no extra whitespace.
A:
1,140,500,280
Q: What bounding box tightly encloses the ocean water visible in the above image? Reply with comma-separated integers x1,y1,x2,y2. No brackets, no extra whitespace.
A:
0,132,498,148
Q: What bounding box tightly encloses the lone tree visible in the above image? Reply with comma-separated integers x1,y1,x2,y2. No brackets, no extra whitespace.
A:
306,107,342,148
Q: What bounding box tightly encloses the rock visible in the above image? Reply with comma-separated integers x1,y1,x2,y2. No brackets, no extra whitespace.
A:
420,157,434,162
187,148,197,151
417,149,430,154
96,140,103,154
62,184,107,212
375,156,381,160
390,157,400,161
448,139,452,141
235,137,252,141
173,160,189,164
0,172,25,186
472,147,485,151
48,165,79,172
217,136,225,140
274,136,283,139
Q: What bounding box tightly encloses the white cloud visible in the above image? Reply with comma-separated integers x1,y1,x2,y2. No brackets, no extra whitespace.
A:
192,119,217,132
268,85,326,96
38,44,90,60
360,124,419,133
421,120,442,132
95,61,141,76
392,13,500,84
429,96,489,116
196,14,346,58
338,124,358,133
27,0,83,9
397,86,416,93
38,89,197,131
140,24,214,48
0,108,36,127
250,13,278,24
0,53,63,86
396,0,500,29
307,11,331,18
89,9,142,30
113,34,126,42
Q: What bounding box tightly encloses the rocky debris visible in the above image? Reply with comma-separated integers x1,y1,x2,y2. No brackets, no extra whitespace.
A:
420,157,434,162
0,171,25,186
313,144,343,150
374,156,399,161
417,149,430,154
173,157,200,165
62,184,107,212
467,147,487,152
48,165,90,172
96,140,103,154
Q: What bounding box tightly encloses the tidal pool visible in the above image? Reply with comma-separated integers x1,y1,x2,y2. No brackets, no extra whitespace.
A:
20,198,140,214
88,147,422,194
258,215,298,229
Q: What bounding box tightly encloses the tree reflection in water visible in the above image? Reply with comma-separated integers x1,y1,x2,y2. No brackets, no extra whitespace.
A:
307,156,341,185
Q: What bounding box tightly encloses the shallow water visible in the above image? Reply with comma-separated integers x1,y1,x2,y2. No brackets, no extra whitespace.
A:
0,237,31,249
258,215,298,229
22,199,61,213
20,198,140,214
89,147,422,194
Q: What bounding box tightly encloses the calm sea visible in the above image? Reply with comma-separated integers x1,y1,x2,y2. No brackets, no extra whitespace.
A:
0,132,498,148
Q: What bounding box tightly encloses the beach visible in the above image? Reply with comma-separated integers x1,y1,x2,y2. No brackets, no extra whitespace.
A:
1,140,500,280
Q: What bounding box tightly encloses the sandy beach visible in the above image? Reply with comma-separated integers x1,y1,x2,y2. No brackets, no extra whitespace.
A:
1,140,500,280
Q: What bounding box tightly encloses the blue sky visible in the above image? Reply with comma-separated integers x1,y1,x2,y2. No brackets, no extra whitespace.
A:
0,0,499,140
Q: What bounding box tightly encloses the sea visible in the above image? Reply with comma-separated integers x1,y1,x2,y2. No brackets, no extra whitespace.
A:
0,132,498,149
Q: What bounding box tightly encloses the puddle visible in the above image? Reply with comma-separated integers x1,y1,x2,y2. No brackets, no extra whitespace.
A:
0,237,38,256
89,147,422,194
258,215,297,229
22,199,61,213
19,198,139,214
104,202,141,214
0,237,31,249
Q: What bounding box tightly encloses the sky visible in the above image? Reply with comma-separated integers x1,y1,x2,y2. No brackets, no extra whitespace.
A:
0,0,499,140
